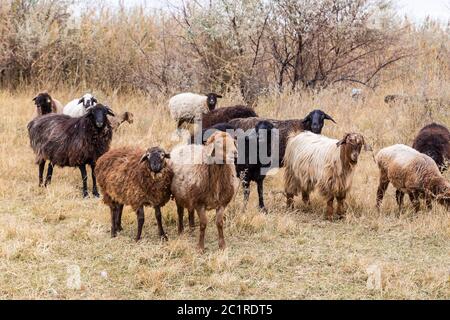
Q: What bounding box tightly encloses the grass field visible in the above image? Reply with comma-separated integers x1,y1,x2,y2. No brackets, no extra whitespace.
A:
0,87,449,299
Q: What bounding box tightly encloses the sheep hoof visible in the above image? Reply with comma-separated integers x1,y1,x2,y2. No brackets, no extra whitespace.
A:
259,207,268,214
161,234,168,241
116,225,123,232
82,192,89,198
92,191,100,198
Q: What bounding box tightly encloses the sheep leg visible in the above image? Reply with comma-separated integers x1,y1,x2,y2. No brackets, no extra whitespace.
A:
197,207,207,252
216,207,226,250
286,193,294,209
376,176,389,210
336,195,346,219
90,163,99,197
256,179,267,213
425,196,432,210
79,165,89,198
44,163,53,187
408,192,420,213
38,160,45,187
135,207,145,241
242,178,250,202
154,206,168,241
326,197,334,221
188,209,195,230
395,190,405,214
115,204,124,231
301,191,310,205
110,205,117,238
176,204,184,234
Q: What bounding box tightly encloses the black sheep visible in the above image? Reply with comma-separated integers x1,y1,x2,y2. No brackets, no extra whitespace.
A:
412,123,450,172
27,104,114,197
236,120,274,212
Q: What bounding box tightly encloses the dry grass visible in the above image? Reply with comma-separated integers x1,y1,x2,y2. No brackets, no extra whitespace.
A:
0,86,449,299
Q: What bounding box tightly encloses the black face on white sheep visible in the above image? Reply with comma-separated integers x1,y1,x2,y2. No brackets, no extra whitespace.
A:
140,147,170,173
32,93,53,115
205,93,223,111
78,94,98,109
336,133,371,164
302,109,336,134
87,104,115,129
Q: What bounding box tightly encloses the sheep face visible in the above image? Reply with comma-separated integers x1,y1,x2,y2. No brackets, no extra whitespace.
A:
140,147,170,173
205,93,222,111
87,104,114,129
33,93,53,115
337,133,369,164
78,94,98,109
206,131,237,164
302,109,336,134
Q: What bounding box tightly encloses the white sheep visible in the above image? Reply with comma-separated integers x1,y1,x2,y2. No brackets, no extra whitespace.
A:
375,144,450,212
63,93,98,117
170,131,238,251
284,131,370,220
168,92,222,129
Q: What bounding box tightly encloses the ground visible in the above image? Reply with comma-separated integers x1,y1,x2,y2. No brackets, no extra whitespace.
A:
0,88,448,299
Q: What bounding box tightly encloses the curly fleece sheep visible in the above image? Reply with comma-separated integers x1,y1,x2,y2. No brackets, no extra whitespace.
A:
96,146,173,241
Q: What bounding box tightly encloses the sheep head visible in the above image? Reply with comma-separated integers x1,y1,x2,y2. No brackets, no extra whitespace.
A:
86,104,114,129
140,147,170,173
302,109,336,134
78,93,98,109
336,133,371,165
205,93,223,111
32,92,53,115
205,131,237,164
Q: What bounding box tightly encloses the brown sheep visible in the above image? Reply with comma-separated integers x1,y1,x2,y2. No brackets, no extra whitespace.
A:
201,105,257,129
95,146,173,241
109,111,134,131
375,144,450,213
170,131,239,251
32,92,63,117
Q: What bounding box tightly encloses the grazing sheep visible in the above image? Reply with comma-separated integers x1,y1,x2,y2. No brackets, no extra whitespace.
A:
27,104,114,197
375,144,450,212
236,120,274,212
96,146,173,241
284,132,370,220
201,105,257,129
63,93,98,117
412,123,450,173
109,111,134,131
171,131,239,251
32,92,63,117
229,109,336,165
168,92,222,128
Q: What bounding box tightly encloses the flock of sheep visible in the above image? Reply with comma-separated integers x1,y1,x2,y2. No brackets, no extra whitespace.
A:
27,91,450,251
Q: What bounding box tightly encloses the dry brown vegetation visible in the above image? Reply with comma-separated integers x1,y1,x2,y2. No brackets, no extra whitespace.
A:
0,0,449,299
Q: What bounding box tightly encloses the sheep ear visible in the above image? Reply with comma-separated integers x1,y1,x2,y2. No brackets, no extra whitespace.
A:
78,98,84,104
92,97,98,104
302,115,311,124
324,113,336,124
336,134,349,147
216,94,223,98
106,107,115,117
164,152,171,159
140,153,149,163
32,96,37,102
